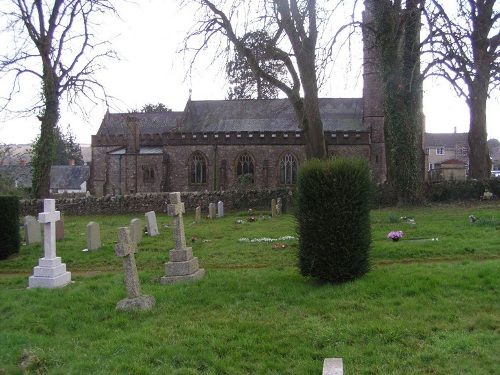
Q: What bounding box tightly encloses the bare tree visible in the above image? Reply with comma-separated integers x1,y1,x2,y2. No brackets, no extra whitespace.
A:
0,0,118,198
184,0,328,159
426,0,499,179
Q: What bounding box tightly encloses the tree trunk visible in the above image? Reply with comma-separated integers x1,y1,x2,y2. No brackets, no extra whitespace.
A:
468,81,491,179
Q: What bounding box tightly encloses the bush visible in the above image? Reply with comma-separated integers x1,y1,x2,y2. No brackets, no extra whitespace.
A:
0,195,21,260
295,158,371,283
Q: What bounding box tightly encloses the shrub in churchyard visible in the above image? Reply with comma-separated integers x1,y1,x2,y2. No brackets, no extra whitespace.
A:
295,158,371,283
0,195,21,260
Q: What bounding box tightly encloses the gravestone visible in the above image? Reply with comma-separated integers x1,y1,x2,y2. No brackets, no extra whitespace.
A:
323,358,343,375
276,198,282,216
161,192,205,284
28,199,71,288
145,211,159,236
115,227,155,311
56,219,64,241
271,198,277,218
130,218,143,244
86,221,101,250
24,215,41,244
195,206,201,224
217,201,224,218
208,203,216,220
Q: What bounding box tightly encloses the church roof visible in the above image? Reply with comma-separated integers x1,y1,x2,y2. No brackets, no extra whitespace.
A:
179,98,364,133
96,112,182,136
50,165,90,189
95,98,364,136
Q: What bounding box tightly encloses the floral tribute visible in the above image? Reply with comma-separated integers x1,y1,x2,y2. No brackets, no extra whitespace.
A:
387,231,403,241
239,235,297,243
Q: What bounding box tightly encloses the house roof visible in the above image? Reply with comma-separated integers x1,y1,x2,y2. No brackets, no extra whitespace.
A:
437,159,467,165
0,165,33,187
426,132,468,148
96,111,182,136
50,165,90,189
179,98,364,133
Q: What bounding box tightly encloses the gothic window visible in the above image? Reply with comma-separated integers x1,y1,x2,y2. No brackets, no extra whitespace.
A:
279,153,297,185
143,166,155,183
190,152,207,184
236,152,254,182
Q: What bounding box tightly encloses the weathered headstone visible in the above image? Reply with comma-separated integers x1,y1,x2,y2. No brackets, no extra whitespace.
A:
130,218,143,244
161,192,205,284
276,198,282,216
56,219,64,241
271,198,277,218
145,211,159,236
217,201,224,218
24,215,41,244
115,227,155,311
86,221,101,250
28,199,71,288
323,358,343,375
195,206,201,224
208,203,216,220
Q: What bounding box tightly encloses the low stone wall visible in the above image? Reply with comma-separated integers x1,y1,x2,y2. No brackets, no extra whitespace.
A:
19,188,296,217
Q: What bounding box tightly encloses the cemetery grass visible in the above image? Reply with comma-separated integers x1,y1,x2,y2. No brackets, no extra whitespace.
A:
0,203,498,374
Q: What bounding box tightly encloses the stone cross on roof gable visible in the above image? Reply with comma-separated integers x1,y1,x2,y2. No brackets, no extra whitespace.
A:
38,199,61,260
167,192,186,250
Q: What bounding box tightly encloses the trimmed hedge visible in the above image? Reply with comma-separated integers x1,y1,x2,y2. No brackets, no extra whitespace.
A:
0,195,20,260
295,158,371,283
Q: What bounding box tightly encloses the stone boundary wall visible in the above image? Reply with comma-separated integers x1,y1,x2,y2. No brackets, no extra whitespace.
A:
19,188,296,217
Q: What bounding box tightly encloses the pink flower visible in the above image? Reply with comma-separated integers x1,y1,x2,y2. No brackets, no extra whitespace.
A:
191,236,197,242
274,243,279,249
281,244,287,249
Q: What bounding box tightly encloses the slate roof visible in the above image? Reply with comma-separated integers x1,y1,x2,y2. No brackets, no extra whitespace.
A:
437,159,467,165
0,166,33,187
96,111,182,136
50,165,90,190
179,98,364,133
426,133,468,148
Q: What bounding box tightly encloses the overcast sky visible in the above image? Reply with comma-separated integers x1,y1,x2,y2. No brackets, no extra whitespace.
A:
0,0,499,145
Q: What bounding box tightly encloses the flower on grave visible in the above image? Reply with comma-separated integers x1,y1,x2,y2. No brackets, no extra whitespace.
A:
239,236,298,243
387,231,403,240
236,220,244,224
469,214,476,223
274,243,279,249
248,217,256,222
281,244,287,249
191,236,197,242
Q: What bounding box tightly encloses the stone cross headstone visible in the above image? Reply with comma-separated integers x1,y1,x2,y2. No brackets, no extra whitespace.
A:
208,203,216,220
115,227,155,311
323,358,343,375
24,215,41,244
161,192,205,284
217,201,224,218
28,199,71,288
195,206,201,224
276,198,282,216
145,211,159,236
130,218,143,244
271,198,277,218
86,221,102,250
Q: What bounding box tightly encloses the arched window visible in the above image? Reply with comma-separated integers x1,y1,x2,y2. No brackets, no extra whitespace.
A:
279,153,297,185
190,152,207,184
236,152,254,183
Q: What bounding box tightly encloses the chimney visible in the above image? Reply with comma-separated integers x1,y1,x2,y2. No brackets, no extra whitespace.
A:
69,159,75,166
454,127,456,133
20,159,26,166
125,116,140,153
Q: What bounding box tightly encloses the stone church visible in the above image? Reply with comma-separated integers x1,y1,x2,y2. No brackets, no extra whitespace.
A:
90,9,405,196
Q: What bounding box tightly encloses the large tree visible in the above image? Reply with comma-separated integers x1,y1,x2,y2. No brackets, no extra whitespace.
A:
427,0,499,179
186,0,328,159
364,0,425,203
226,30,287,100
0,0,118,198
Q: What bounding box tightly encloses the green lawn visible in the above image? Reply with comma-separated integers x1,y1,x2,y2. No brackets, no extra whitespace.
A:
0,202,499,374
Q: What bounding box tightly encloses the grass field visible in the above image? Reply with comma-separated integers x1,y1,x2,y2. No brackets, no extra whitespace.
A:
0,202,499,374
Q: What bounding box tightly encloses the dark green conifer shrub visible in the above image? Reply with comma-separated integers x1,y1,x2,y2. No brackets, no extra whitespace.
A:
0,196,20,260
295,158,371,283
